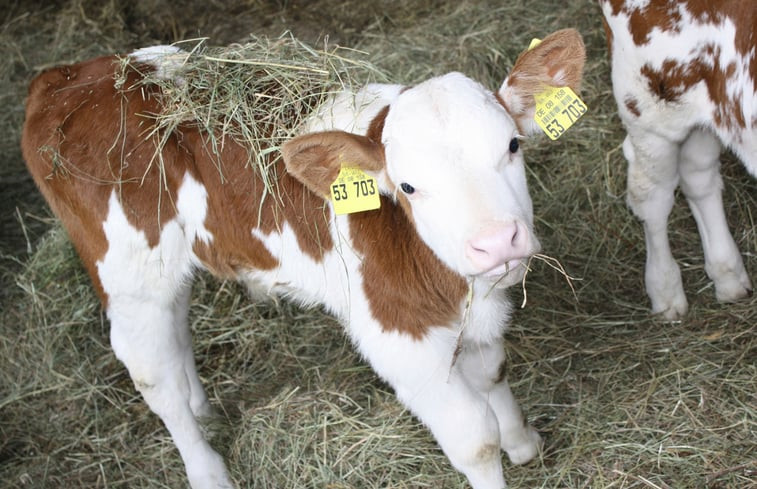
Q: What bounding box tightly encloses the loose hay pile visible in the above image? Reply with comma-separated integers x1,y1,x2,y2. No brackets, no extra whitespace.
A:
120,34,384,194
1,1,755,489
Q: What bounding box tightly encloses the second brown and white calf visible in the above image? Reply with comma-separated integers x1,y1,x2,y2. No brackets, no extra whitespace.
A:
22,30,585,489
601,0,755,319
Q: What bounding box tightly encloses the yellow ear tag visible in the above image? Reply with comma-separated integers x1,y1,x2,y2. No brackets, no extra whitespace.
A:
528,38,543,50
330,167,381,215
528,38,588,140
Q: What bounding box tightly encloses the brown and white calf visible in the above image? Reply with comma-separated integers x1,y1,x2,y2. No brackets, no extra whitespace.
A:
22,30,585,489
600,0,755,319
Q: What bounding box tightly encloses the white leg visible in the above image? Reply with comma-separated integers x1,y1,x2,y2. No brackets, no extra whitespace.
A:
407,371,504,489
365,332,508,489
108,288,233,489
173,286,214,418
458,341,541,465
678,129,753,302
623,133,688,319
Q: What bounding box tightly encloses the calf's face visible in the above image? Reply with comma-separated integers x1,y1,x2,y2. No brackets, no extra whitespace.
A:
383,73,538,287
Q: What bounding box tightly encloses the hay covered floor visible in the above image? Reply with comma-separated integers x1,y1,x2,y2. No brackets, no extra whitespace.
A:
1,1,755,488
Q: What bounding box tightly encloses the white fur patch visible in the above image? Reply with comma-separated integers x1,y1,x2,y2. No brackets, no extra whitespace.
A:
97,173,210,303
129,45,188,82
176,173,213,246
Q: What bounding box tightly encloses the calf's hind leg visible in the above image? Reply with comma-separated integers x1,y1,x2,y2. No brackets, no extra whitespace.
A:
96,193,232,488
678,129,752,302
107,286,233,489
173,285,215,419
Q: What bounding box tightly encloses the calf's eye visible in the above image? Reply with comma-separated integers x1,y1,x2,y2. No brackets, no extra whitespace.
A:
508,137,519,154
400,182,415,194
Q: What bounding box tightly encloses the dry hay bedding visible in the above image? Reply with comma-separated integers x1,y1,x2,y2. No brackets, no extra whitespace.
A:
2,2,757,489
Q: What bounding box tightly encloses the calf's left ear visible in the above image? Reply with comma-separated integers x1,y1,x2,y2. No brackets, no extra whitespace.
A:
281,130,385,198
498,28,586,135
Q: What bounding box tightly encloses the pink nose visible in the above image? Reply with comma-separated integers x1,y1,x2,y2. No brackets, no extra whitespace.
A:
466,221,531,273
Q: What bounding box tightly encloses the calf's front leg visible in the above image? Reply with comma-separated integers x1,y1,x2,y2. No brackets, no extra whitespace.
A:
457,340,542,465
108,294,233,489
678,129,753,302
362,329,536,489
623,132,688,319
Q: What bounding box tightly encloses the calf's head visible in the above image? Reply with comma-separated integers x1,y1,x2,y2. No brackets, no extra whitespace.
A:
283,29,585,288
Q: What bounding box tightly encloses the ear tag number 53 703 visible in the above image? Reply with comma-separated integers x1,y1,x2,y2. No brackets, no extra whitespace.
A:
330,167,380,215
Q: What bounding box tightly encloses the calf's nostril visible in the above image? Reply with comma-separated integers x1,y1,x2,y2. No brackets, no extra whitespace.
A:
470,244,488,255
510,225,520,246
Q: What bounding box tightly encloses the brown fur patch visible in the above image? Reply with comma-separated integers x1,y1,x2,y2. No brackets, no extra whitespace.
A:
605,0,757,94
349,195,468,340
183,133,281,277
640,51,745,129
363,105,416,223
680,1,757,95
628,3,683,46
602,16,614,58
624,96,641,117
21,56,184,303
22,54,338,300
366,105,389,146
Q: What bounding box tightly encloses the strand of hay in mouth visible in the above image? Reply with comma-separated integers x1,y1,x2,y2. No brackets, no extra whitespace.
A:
448,280,475,376
116,33,386,196
520,253,580,308
450,254,579,370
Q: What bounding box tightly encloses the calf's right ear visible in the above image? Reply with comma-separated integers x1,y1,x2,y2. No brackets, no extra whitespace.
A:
281,131,385,199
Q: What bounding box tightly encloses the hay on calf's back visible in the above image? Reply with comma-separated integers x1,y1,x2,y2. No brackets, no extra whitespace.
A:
117,34,385,194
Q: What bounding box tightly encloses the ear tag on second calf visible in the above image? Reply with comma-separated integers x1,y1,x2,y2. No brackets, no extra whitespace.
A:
330,167,381,215
528,38,588,140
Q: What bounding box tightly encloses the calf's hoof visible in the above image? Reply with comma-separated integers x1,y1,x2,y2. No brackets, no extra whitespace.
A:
504,425,542,466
